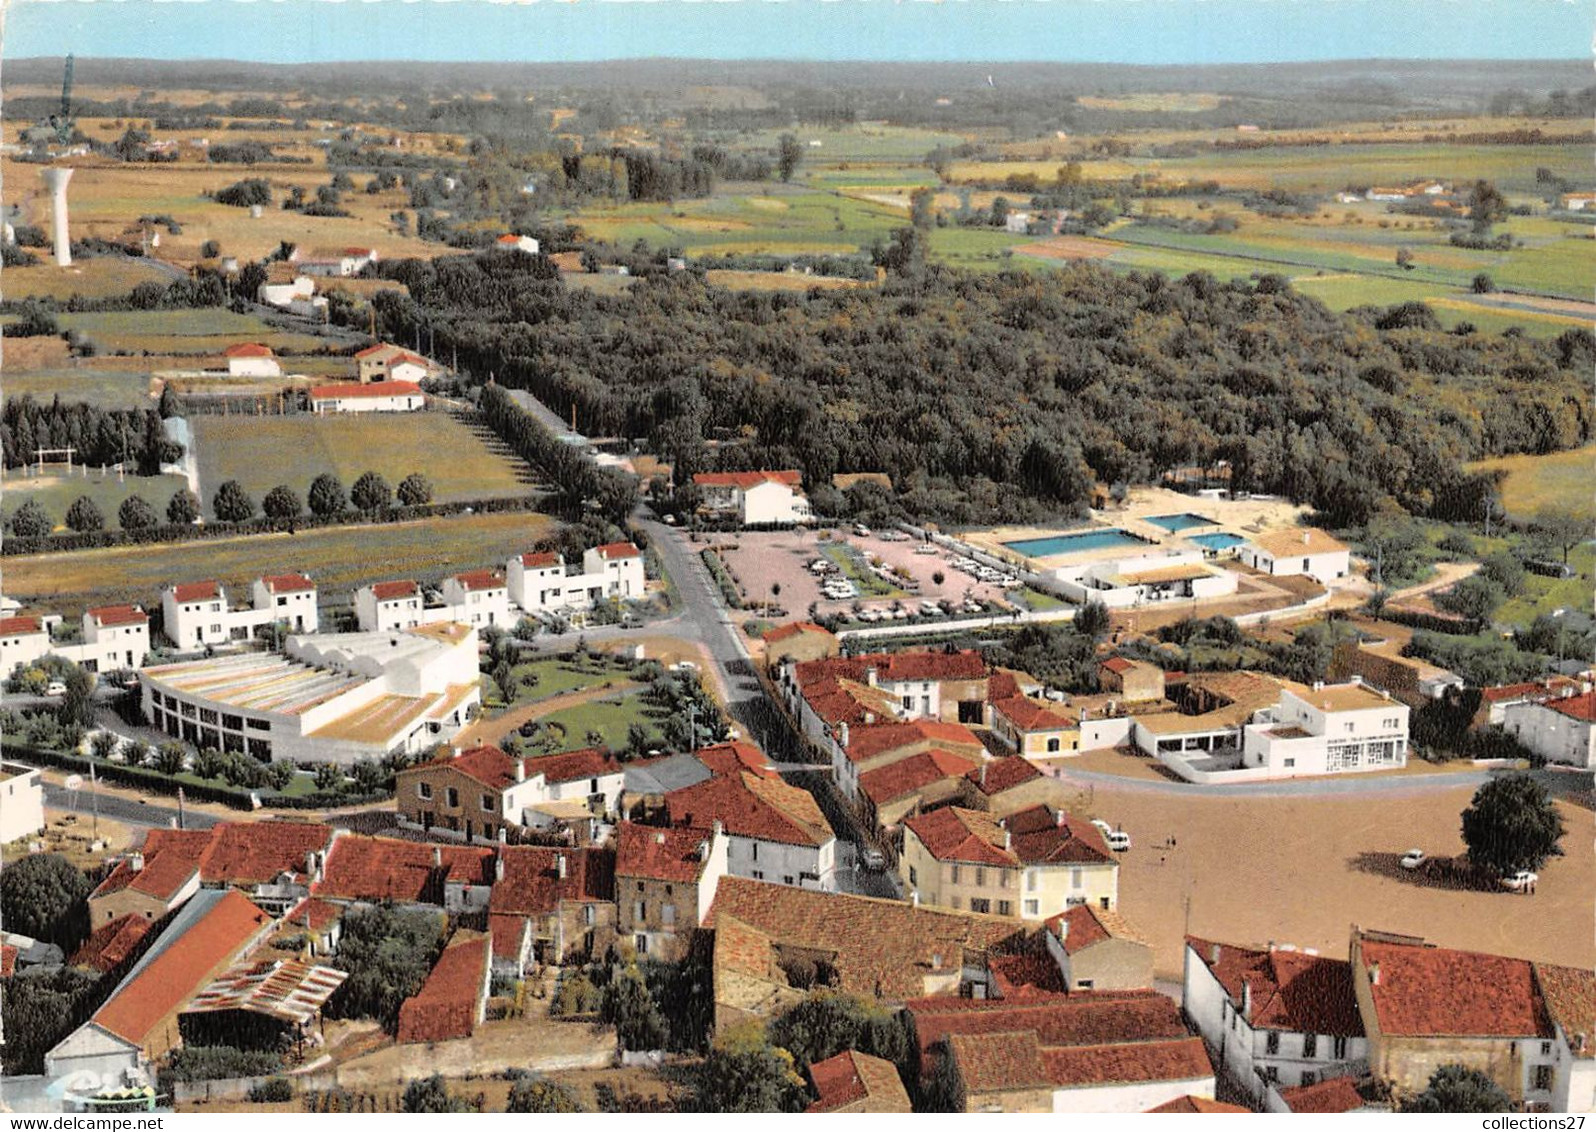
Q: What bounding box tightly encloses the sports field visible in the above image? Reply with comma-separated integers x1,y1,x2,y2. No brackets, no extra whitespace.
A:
0,469,191,532
189,411,538,517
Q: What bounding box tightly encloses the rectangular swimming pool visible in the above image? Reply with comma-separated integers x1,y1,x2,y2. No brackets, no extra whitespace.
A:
1146,512,1217,532
1189,532,1245,551
1003,529,1145,557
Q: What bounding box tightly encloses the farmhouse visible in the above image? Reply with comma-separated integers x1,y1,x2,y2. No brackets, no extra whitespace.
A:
88,830,209,926
354,343,434,384
900,805,1119,920
139,623,480,765
223,343,281,379
958,756,1071,818
1559,192,1596,211
0,762,45,845
615,821,730,961
487,845,616,973
256,268,324,316
1098,657,1165,703
396,745,625,842
1239,528,1350,583
1501,690,1596,769
308,379,424,414
1476,676,1592,727
1328,636,1463,707
692,470,813,526
495,233,540,255
296,246,378,277
312,835,493,909
353,579,424,631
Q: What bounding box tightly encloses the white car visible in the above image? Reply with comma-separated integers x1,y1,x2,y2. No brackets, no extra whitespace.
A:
45,681,67,697
1400,849,1426,870
1105,831,1132,852
1090,819,1114,837
1500,870,1538,892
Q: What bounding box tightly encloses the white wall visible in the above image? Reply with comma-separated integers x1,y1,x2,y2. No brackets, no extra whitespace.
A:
1503,701,1595,769
0,764,45,842
162,590,229,648
725,834,837,892
226,357,281,378
1051,1075,1216,1113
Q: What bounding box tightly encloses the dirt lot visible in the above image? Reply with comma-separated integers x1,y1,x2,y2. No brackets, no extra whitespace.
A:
1075,773,1595,979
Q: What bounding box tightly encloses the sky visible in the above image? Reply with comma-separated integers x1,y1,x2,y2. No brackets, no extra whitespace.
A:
4,0,1591,65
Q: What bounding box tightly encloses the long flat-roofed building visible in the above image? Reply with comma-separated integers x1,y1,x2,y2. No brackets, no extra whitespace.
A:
139,623,479,764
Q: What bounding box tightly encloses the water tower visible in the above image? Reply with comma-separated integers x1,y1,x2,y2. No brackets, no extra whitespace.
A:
40,167,74,267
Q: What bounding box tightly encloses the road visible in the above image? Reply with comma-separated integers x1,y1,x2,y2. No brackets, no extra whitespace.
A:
1056,763,1592,801
42,783,222,831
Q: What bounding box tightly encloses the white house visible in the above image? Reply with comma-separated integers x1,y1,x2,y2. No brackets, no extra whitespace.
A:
1502,691,1596,769
582,542,645,600
256,271,325,317
308,380,424,414
296,246,378,277
1240,679,1409,778
223,343,281,379
1049,549,1238,609
1184,937,1369,1105
1239,528,1350,584
76,605,152,671
0,762,45,844
354,343,433,384
664,768,839,892
162,577,320,649
161,581,229,649
505,544,645,617
354,580,425,632
0,615,51,673
495,234,540,255
439,570,510,630
691,470,812,526
253,575,319,634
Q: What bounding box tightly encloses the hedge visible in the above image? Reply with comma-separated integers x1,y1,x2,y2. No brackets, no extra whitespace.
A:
3,493,548,557
700,549,744,610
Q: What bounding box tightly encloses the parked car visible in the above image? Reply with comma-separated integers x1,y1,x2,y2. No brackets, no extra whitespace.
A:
1105,831,1132,852
45,681,67,697
1500,870,1538,892
1090,818,1114,836
1400,849,1426,870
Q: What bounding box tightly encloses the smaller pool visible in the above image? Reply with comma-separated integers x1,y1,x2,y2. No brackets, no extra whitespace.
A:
1146,512,1217,532
1003,529,1144,557
1189,532,1245,551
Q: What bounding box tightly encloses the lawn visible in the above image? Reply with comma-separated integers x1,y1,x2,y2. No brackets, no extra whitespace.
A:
1495,543,1595,629
533,691,667,754
1467,446,1596,521
0,469,191,532
508,656,639,704
0,509,556,615
189,412,537,518
821,542,904,598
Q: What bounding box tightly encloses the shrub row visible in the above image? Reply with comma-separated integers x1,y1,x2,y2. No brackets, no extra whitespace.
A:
699,549,744,610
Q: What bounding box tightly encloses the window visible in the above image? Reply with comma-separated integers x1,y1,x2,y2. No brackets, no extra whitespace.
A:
1026,870,1038,892
1302,1034,1317,1059
1266,1032,1280,1055
481,793,494,812
246,717,270,731
908,866,918,886
664,885,673,896
997,900,1011,916
969,897,991,914
1047,738,1061,753
752,870,765,881
1284,758,1295,768
1024,900,1039,916
222,713,242,731
446,787,459,807
661,904,676,925
633,901,645,921
584,905,596,927
1301,1072,1316,1088
902,695,914,711
1100,897,1111,910
974,868,986,887
1534,1065,1554,1093
1076,979,1095,990
1071,868,1083,889
783,875,795,886
1541,1041,1553,1056
950,865,962,885
1344,722,1355,733
1264,1067,1279,1084
1332,1037,1348,1060
635,934,648,955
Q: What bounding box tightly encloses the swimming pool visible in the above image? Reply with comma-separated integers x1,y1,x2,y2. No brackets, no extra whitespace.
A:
1003,529,1145,557
1189,532,1246,551
1146,512,1217,532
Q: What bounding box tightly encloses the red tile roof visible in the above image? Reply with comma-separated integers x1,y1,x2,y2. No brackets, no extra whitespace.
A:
92,830,211,902
858,748,979,806
199,822,335,886
260,574,314,594
315,836,494,903
987,952,1068,999
1358,937,1552,1039
666,770,833,848
397,935,489,1044
489,846,614,917
452,569,505,592
844,719,984,763
693,741,773,778
591,541,640,560
796,650,988,690
1148,1095,1249,1113
806,1049,911,1113
1101,657,1135,675
692,470,804,489
905,806,1016,866
70,914,154,973
280,897,344,935
764,621,834,644
370,579,419,601
519,551,562,569
309,380,423,401
224,343,273,358
1278,1077,1369,1113
170,581,222,602
1047,904,1147,955
1188,936,1364,1038
526,746,622,785
1548,691,1596,722
87,604,148,627
907,806,1115,868
93,890,272,1046
0,944,15,979
1536,963,1596,1060
1041,1037,1213,1089
991,695,1076,732
615,822,714,883
965,755,1044,795
1479,678,1584,703
0,616,44,636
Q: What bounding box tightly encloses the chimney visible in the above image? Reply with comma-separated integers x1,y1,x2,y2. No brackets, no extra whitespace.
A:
432,846,443,867
713,819,724,838
1003,831,1012,852
556,854,567,879
305,850,317,878
655,831,667,845
698,839,710,862
839,722,850,748
129,852,145,873
497,828,507,844
1369,961,1381,986
865,666,878,687
1055,809,1066,828
979,763,988,788
494,854,505,882
41,167,73,267
1058,917,1068,942
514,759,526,783
1210,943,1221,965
1241,979,1253,1020
911,891,920,907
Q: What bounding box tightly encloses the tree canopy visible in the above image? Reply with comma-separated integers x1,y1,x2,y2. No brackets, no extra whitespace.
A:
1402,1065,1513,1113
0,852,92,952
1460,774,1566,876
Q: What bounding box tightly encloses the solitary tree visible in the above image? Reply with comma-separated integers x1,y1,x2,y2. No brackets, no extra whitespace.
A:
1471,272,1496,294
777,134,804,183
58,664,97,730
117,494,159,531
1529,510,1589,565
0,853,91,952
307,473,347,517
1402,1065,1512,1113
166,488,201,525
1468,180,1510,234
64,496,105,534
262,484,303,521
350,471,392,512
10,499,54,538
212,480,256,522
1460,774,1566,877
396,472,433,507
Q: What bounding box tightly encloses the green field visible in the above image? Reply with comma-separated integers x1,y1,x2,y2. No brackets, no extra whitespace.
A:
1467,446,1596,521
1496,542,1595,628
534,691,666,753
1,470,191,531
56,309,329,356
190,411,537,518
0,509,556,615
3,368,157,410
2,257,176,301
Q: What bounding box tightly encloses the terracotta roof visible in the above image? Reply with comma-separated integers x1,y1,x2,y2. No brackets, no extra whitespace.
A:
169,581,222,603
806,1049,911,1113
1358,936,1549,1039
987,952,1069,999
397,935,488,1044
1548,691,1596,723
315,836,494,903
526,746,623,785
1536,964,1596,1059
907,806,1115,868
844,719,984,764
92,831,209,903
708,876,1024,1003
519,551,562,569
452,569,505,592
615,822,714,884
488,846,614,917
0,945,15,979
198,822,335,886
309,380,424,401
69,914,154,973
1047,904,1147,954
802,677,903,729
796,650,988,690
224,343,274,358
369,579,419,601
591,541,640,560
1148,1095,1249,1113
858,748,979,806
991,695,1077,732
1042,1037,1212,1089
1101,657,1135,675
93,890,272,1046
905,806,1015,867
354,343,408,360
692,470,804,489
0,616,44,636
496,234,524,244
1188,936,1364,1038
87,604,148,627
908,990,1191,1066
764,621,835,644
1249,527,1349,557
965,755,1044,795
1480,678,1586,704
946,1029,1051,1091
260,574,314,594
694,741,773,778
1278,1077,1369,1113
280,897,344,935
666,770,833,848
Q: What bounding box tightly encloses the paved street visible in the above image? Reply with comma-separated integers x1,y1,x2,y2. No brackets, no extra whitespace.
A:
42,783,223,831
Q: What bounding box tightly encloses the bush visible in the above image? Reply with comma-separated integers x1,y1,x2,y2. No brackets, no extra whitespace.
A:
551,973,602,1016
165,1046,282,1083
248,1078,293,1103
9,500,54,538
397,472,433,507
213,178,273,208
350,471,392,511
307,473,347,517
118,494,160,531
212,480,256,522
64,497,105,533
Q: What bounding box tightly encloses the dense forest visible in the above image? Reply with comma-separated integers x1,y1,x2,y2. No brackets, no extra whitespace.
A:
0,398,180,474
371,252,1591,527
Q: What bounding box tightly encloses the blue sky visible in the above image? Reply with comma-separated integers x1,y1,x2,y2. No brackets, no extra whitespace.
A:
6,0,1591,64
